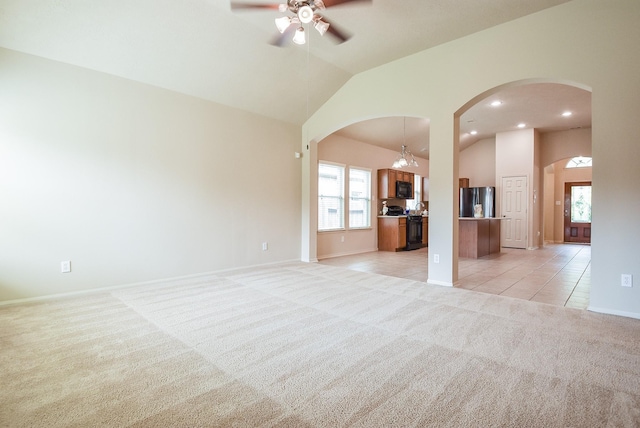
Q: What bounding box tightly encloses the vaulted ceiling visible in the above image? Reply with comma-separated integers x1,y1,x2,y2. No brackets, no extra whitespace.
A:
1,0,589,152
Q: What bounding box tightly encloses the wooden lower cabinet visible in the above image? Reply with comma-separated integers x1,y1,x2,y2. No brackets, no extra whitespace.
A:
459,218,501,258
378,217,407,251
422,217,428,246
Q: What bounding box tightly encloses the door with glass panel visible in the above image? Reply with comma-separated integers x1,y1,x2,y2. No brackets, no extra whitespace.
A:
564,181,591,243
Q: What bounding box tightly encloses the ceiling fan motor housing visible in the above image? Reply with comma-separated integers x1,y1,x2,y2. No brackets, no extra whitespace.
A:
286,0,326,15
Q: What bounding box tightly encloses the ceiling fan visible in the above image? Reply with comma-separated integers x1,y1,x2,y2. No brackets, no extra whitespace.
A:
230,0,371,46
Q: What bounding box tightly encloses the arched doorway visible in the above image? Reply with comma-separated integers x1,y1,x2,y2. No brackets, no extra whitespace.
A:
455,80,592,251
543,156,593,244
314,116,431,260
451,80,593,307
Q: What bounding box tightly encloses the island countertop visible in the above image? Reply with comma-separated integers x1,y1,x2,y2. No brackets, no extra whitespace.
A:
459,217,501,220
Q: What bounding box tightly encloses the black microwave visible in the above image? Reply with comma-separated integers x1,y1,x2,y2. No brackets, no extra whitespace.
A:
396,180,413,199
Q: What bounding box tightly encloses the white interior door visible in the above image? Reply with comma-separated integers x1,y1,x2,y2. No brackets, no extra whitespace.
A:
501,176,527,249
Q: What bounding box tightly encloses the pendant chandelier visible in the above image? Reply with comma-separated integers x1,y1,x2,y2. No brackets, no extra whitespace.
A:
392,118,419,168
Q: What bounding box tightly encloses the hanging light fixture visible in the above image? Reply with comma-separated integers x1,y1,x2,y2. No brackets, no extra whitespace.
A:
230,0,365,46
292,26,306,45
392,118,419,169
272,0,331,45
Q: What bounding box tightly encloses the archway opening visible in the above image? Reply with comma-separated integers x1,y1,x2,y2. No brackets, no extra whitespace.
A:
313,115,431,261
452,80,592,307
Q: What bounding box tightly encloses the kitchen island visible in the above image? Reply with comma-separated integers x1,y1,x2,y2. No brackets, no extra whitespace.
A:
459,217,501,258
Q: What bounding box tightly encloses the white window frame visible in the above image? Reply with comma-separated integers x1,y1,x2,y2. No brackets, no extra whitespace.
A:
348,167,372,229
565,156,592,168
318,162,345,231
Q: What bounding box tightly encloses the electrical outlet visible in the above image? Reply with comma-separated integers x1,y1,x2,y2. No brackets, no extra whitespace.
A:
434,254,440,264
621,274,633,287
341,236,345,242
61,261,71,273
262,242,268,251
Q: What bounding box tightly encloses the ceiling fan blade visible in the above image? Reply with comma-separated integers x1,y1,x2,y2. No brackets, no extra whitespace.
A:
324,18,351,43
270,26,296,47
322,0,371,8
230,2,282,11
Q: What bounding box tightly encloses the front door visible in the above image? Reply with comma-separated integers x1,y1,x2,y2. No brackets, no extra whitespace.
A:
564,181,592,243
501,176,527,249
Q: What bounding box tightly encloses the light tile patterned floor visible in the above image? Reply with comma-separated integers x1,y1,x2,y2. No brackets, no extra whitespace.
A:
319,244,591,309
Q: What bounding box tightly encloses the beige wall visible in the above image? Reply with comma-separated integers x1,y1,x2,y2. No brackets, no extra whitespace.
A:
459,138,496,187
302,0,640,318
495,129,543,249
0,48,301,301
317,132,429,259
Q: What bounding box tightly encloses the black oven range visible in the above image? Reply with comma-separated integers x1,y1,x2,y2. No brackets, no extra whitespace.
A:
385,206,423,251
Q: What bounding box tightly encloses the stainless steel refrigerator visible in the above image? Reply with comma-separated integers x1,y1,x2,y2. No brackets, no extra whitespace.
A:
460,186,496,218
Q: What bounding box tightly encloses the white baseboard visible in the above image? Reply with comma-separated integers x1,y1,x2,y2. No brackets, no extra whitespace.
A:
0,258,301,307
427,279,454,287
317,248,378,261
587,306,640,320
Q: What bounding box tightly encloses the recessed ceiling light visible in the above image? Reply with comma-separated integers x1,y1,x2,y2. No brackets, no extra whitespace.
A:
470,130,478,135
490,101,503,107
517,123,526,128
562,111,573,117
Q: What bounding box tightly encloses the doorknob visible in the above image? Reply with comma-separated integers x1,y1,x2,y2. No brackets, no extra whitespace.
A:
564,209,569,217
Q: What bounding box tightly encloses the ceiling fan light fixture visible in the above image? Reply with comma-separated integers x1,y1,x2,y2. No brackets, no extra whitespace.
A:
292,26,306,45
313,17,329,35
275,16,292,33
297,5,314,23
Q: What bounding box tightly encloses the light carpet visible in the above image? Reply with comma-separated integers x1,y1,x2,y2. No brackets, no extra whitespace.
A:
1,262,640,427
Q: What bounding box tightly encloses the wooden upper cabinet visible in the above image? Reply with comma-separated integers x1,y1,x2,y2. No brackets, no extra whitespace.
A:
422,177,429,201
398,171,414,186
378,169,415,199
377,169,396,199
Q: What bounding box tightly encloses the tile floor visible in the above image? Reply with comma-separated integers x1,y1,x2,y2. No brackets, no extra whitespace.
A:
319,243,591,309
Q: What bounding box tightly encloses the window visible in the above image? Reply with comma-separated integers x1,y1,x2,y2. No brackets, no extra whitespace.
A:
318,163,344,231
349,167,371,228
566,156,592,168
571,185,592,223
405,174,421,211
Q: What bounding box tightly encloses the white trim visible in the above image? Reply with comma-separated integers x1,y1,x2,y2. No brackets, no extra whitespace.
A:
427,279,454,287
0,259,300,307
317,248,378,260
587,306,640,320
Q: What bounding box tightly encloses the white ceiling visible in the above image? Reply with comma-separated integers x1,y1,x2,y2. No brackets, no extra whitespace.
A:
0,0,589,153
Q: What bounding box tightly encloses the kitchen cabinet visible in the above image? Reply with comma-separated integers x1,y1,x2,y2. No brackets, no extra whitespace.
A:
422,177,429,201
378,169,414,199
422,217,428,246
378,216,407,251
397,170,414,186
459,218,501,258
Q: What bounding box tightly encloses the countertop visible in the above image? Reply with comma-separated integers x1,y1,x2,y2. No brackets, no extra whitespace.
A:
459,217,501,220
378,215,429,218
